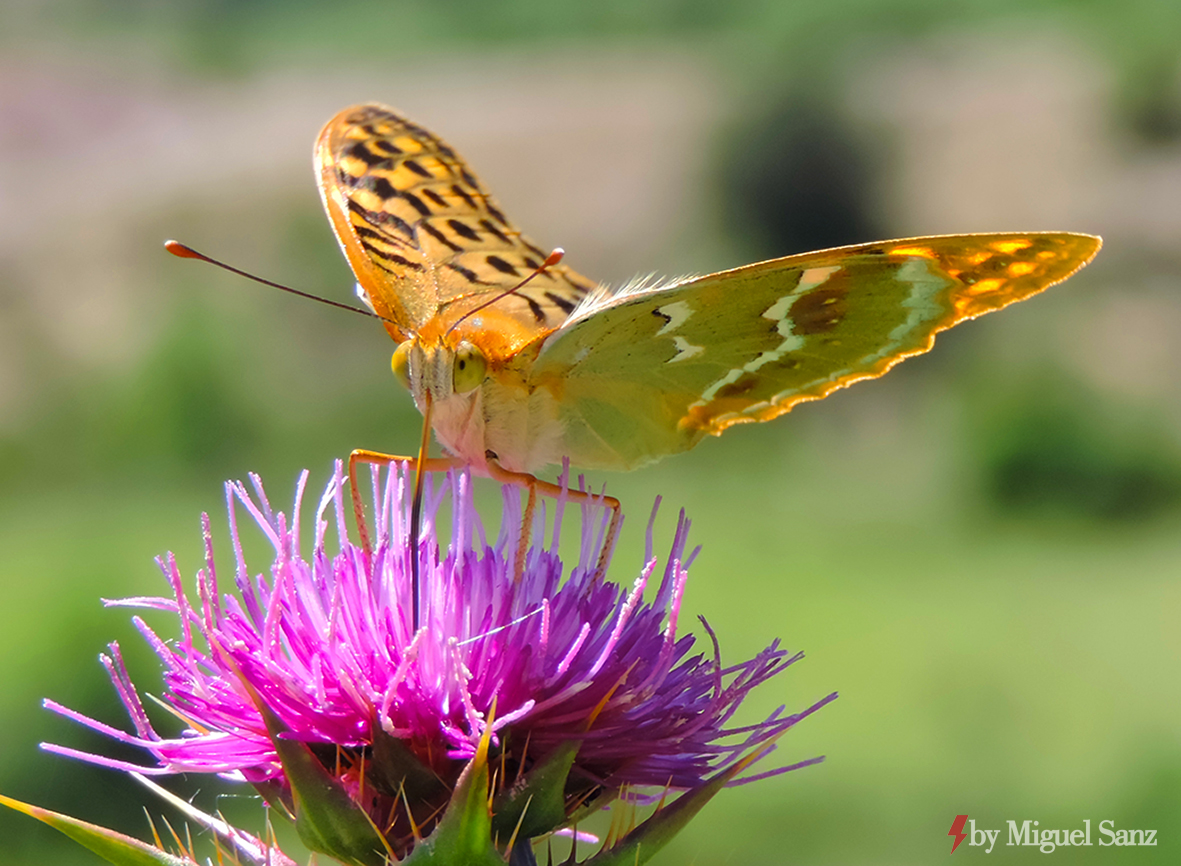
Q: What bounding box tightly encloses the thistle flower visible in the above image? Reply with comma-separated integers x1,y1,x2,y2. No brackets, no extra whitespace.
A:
35,464,835,865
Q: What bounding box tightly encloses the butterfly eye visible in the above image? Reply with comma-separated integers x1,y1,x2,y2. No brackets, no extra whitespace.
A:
452,342,487,394
391,341,413,389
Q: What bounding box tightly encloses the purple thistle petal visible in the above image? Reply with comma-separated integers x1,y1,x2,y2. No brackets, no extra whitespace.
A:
45,461,833,846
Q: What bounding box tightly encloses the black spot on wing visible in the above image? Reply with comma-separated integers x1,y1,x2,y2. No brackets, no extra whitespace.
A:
423,189,448,208
479,219,511,244
347,199,416,242
388,253,423,270
485,255,518,276
421,222,463,253
370,176,398,199
360,239,424,271
451,184,478,209
347,198,385,227
403,159,433,179
448,220,481,242
545,291,576,314
353,224,385,241
354,224,414,250
346,141,387,167
371,139,403,155
446,262,484,284
524,295,546,322
401,191,432,217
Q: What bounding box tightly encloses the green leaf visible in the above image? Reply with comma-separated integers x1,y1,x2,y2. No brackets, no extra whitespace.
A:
401,730,504,866
491,741,579,842
0,793,192,866
580,761,747,866
254,700,390,866
370,724,449,803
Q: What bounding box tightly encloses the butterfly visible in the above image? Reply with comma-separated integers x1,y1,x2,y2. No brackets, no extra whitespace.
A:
315,103,1100,494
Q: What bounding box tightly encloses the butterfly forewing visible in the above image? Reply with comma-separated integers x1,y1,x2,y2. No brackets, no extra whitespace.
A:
316,104,598,343
531,233,1100,470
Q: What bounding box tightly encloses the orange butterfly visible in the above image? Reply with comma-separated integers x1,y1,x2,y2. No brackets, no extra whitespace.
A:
313,103,1098,550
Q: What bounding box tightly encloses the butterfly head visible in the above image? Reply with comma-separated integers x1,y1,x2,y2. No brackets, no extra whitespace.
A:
390,335,488,404
391,297,547,400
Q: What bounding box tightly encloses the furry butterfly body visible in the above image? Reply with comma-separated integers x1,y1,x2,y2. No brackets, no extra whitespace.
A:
317,104,1100,474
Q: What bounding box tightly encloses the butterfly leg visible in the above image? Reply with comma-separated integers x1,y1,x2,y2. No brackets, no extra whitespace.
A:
484,458,623,583
348,449,463,556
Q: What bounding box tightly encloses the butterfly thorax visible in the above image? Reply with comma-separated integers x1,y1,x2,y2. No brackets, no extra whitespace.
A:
419,298,551,360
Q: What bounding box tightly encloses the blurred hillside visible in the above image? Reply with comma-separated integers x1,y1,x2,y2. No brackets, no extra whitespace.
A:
1,2,1179,864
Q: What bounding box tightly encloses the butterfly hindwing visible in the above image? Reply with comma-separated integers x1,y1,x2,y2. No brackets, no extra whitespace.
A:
530,233,1100,470
316,104,598,342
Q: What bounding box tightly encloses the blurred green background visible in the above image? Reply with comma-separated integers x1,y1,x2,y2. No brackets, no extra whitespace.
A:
2,1,1179,863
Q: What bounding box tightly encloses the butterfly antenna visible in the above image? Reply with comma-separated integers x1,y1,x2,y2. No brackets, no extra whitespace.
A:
409,393,434,633
164,239,398,325
444,248,565,337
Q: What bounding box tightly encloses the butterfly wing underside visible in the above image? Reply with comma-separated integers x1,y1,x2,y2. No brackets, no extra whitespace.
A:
316,104,597,345
531,233,1101,470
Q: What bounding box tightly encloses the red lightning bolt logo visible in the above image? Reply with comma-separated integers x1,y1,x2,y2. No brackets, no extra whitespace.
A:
948,815,968,853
